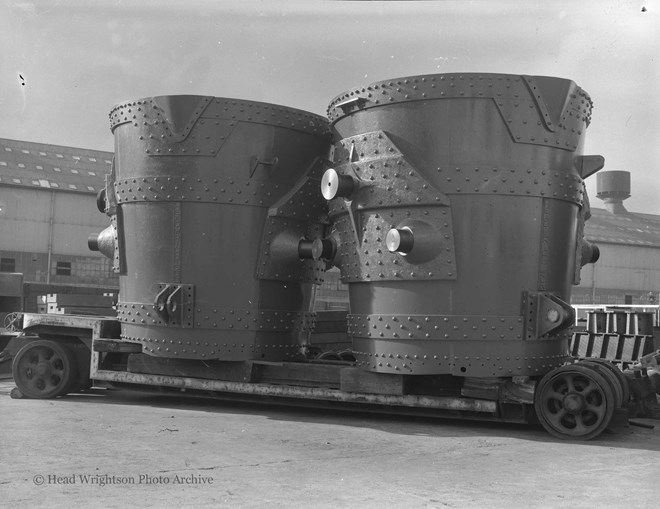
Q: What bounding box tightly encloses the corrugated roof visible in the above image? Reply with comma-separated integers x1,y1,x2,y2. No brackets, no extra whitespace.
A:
585,207,660,248
0,138,112,195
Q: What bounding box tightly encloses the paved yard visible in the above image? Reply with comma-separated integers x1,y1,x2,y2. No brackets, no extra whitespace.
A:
0,379,658,509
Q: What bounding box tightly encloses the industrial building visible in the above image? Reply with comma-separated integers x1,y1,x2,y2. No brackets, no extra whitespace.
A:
0,138,117,312
573,171,660,305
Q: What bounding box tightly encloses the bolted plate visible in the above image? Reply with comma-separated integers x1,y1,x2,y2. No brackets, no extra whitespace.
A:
114,175,283,207
433,166,585,205
348,313,525,341
327,73,591,151
326,131,456,283
110,96,331,158
351,335,572,377
256,157,330,284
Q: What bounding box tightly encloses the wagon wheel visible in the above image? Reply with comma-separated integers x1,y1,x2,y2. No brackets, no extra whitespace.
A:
579,358,630,404
12,340,78,399
534,364,615,440
578,360,625,408
3,312,22,332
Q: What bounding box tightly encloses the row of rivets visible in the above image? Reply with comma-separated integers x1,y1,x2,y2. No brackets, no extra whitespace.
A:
351,347,567,375
348,314,524,340
110,96,331,139
327,132,456,283
433,166,584,205
121,333,301,359
327,74,590,151
113,176,282,207
118,302,316,332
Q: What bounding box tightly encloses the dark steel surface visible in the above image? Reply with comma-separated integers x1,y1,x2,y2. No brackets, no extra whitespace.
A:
324,72,602,377
102,95,331,361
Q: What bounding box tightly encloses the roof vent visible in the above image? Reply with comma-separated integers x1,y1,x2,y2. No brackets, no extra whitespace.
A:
596,171,630,214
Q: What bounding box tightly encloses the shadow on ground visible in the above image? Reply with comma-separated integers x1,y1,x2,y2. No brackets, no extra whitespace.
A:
2,378,658,451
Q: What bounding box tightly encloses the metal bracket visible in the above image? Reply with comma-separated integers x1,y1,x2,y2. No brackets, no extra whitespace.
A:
153,283,195,327
334,96,367,115
574,155,605,179
522,291,574,340
256,157,329,284
326,131,456,283
249,156,279,178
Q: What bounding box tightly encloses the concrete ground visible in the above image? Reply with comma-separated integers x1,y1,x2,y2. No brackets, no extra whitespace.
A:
0,377,658,509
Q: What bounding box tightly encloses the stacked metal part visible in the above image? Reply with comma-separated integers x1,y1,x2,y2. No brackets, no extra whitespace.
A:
91,95,331,360
321,73,603,378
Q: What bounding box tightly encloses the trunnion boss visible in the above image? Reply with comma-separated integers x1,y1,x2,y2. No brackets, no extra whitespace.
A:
9,73,640,441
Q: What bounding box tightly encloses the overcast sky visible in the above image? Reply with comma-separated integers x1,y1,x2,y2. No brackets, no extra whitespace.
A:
1,0,658,214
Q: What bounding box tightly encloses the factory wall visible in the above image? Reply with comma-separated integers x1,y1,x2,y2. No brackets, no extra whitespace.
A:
573,242,660,305
0,186,116,287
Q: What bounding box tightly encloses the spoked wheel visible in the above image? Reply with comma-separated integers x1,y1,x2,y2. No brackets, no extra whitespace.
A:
534,364,615,440
578,360,626,409
12,340,78,399
579,359,630,404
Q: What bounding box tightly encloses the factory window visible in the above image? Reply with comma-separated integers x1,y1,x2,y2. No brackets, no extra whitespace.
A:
55,261,71,276
21,149,30,154
73,156,81,160
69,184,77,190
89,157,97,162
4,147,12,152
39,151,47,156
0,161,6,166
53,167,61,172
71,169,79,174
104,160,112,164
18,163,25,168
624,295,633,305
0,258,16,272
50,182,59,188
87,186,95,191
12,178,21,184
56,154,63,158
88,171,96,176
32,180,40,185
36,165,43,170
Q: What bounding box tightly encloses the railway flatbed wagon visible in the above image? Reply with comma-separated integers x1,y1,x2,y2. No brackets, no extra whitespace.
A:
5,73,654,440
5,310,643,441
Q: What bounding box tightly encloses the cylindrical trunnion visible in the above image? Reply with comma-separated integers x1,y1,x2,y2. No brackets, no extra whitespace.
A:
100,95,331,360
323,73,602,377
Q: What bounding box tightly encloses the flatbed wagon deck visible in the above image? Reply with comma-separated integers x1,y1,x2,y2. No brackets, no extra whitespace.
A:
9,312,541,425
